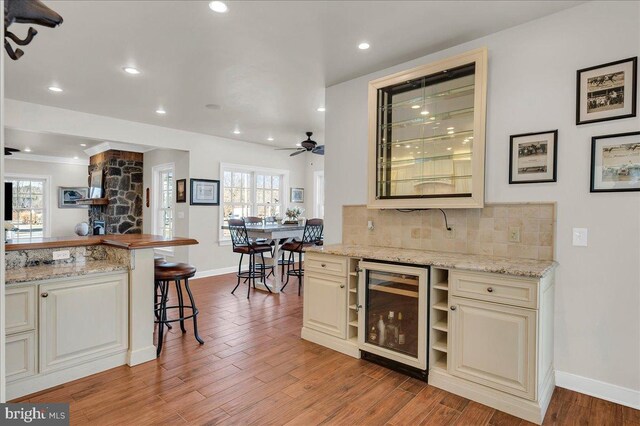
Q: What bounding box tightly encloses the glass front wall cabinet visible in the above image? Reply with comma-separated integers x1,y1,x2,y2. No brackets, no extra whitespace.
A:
368,48,488,209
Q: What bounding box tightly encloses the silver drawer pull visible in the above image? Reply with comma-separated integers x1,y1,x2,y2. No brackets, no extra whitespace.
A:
321,263,326,267
450,306,456,311
340,284,345,288
41,292,49,298
487,287,494,293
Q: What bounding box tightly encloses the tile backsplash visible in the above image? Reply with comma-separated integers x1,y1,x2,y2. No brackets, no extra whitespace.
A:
5,245,131,270
342,203,556,261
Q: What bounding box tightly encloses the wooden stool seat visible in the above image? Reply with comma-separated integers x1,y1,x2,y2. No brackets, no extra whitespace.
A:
155,262,196,281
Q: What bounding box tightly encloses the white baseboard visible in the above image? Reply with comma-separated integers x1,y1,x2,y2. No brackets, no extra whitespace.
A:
555,370,640,409
193,266,238,279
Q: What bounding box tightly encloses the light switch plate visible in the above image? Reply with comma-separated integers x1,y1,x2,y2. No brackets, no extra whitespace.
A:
53,250,70,260
367,221,374,231
572,228,588,246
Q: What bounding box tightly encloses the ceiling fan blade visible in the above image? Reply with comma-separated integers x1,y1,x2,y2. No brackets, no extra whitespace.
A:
289,149,306,157
275,148,301,151
312,145,324,155
4,147,19,156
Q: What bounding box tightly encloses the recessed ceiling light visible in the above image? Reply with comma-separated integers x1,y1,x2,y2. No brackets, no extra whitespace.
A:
267,137,274,142
156,108,166,115
48,86,63,92
411,105,420,109
317,107,326,112
233,129,241,134
447,127,455,130
73,156,79,160
405,145,411,148
122,67,140,75
447,147,452,151
209,1,228,13
358,42,370,50
447,130,454,134
24,148,32,152
420,110,429,116
80,143,87,147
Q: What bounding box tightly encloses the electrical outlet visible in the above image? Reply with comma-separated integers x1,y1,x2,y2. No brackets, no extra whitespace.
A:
367,220,374,231
572,228,588,246
53,250,70,260
445,227,455,239
508,226,521,243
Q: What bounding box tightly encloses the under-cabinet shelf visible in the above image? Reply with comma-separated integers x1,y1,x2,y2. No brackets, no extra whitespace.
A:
434,282,449,290
433,358,447,370
349,304,358,311
433,320,448,332
349,288,357,294
348,321,358,328
433,337,448,353
433,302,449,312
349,272,358,277
369,284,418,298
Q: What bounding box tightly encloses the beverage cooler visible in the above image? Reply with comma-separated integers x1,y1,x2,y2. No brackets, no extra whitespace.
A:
358,261,429,379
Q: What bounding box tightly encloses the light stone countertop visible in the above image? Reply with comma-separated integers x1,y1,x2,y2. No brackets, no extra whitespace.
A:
5,260,129,285
307,244,557,278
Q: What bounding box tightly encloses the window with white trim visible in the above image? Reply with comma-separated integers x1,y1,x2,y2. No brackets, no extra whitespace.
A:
220,164,288,242
7,177,48,240
152,164,174,240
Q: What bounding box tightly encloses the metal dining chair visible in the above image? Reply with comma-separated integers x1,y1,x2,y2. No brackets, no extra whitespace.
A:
281,218,324,295
229,219,273,298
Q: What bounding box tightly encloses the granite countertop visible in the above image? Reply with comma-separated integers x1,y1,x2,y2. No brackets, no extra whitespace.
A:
307,244,557,278
5,260,129,285
5,234,198,251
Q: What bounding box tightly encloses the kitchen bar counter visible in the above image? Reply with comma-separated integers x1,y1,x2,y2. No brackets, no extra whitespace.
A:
5,234,198,251
307,244,556,278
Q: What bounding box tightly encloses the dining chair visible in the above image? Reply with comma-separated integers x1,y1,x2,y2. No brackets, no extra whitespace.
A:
281,218,324,295
229,219,273,298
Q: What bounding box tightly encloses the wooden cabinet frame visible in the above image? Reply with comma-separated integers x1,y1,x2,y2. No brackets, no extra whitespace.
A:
368,47,488,209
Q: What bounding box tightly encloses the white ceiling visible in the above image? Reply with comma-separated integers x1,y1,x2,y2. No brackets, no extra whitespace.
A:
4,128,101,160
5,1,583,148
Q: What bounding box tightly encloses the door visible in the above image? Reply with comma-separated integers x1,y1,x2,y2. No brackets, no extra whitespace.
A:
448,296,537,400
6,286,36,334
39,273,128,373
303,272,347,338
358,262,428,370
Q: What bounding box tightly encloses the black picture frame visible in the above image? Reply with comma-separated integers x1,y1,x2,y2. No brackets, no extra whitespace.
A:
190,178,220,205
176,179,187,203
576,57,637,125
590,131,640,193
509,130,558,184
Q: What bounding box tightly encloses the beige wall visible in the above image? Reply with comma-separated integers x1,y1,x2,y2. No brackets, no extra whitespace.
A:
4,159,89,237
325,1,640,402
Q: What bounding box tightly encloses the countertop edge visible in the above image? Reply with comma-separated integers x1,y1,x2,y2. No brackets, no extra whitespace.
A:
306,245,557,279
5,235,199,251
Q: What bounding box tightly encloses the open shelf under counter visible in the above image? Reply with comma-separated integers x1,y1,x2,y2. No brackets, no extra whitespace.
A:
433,301,449,312
433,336,448,353
433,320,448,332
433,281,449,290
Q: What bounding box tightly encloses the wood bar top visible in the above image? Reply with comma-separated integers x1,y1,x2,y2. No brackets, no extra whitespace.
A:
5,234,199,251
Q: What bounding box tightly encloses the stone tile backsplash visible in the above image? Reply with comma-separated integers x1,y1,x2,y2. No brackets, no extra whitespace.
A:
342,203,556,261
6,245,130,270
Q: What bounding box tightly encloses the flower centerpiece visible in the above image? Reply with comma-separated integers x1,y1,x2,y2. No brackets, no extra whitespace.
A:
283,207,304,224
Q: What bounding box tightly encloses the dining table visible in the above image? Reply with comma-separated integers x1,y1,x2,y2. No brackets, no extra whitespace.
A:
222,222,305,293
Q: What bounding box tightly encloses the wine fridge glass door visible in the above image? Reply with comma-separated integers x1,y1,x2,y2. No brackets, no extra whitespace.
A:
359,261,428,370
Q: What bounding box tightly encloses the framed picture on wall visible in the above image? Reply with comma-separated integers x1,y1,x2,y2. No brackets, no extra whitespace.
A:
577,57,637,125
290,187,304,203
509,130,558,184
190,179,220,205
176,179,186,203
590,131,640,193
58,187,89,208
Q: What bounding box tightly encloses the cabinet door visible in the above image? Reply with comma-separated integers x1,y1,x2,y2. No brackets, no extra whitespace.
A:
303,272,347,338
39,273,128,373
6,331,36,382
448,296,537,400
6,286,36,334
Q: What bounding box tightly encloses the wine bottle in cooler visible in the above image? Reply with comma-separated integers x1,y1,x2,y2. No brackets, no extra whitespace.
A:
398,312,406,346
386,311,397,348
377,314,386,346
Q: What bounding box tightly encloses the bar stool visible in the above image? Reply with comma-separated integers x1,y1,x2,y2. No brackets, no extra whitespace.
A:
155,262,204,356
243,216,275,278
228,218,273,299
154,255,168,325
266,216,294,280
281,218,324,295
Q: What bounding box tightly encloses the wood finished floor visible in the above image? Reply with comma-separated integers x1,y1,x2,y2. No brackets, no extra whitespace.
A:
14,273,639,425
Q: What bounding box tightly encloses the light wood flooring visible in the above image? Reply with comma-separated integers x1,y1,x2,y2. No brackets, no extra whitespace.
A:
14,273,640,425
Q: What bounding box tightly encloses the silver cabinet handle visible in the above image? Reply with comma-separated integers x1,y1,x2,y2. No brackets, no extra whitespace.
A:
356,304,362,312
41,292,49,298
487,287,494,293
321,263,326,267
450,306,456,311
339,284,345,288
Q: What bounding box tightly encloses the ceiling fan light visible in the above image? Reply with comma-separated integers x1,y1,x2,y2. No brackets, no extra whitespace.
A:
209,1,228,13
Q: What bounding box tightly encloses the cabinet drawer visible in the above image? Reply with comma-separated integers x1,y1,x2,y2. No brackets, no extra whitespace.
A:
6,286,36,334
305,253,347,277
450,271,538,309
6,331,37,382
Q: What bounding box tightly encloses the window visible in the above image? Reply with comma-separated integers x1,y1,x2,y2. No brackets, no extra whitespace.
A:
220,164,289,242
152,164,174,242
6,176,49,241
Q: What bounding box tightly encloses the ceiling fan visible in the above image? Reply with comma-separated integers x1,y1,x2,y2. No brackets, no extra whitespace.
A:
4,147,20,156
276,132,324,157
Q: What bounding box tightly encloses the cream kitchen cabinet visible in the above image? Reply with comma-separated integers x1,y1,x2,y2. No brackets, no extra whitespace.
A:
6,331,37,382
303,272,347,339
39,273,128,373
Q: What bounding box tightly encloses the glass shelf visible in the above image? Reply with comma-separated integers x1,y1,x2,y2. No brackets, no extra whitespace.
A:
379,84,475,111
378,175,472,185
377,152,472,167
379,107,474,130
378,130,474,148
